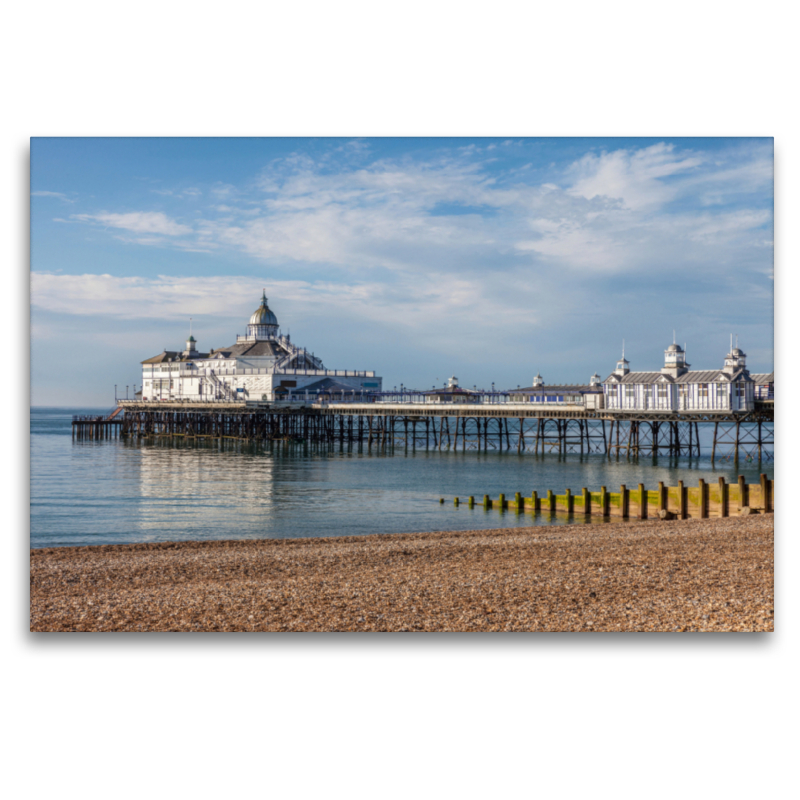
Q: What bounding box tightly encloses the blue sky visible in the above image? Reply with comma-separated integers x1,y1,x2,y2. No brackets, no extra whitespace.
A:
30,137,773,405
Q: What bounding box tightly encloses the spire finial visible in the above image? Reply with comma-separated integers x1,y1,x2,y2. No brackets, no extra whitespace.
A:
673,330,676,345
622,339,625,359
262,288,268,304
189,317,192,337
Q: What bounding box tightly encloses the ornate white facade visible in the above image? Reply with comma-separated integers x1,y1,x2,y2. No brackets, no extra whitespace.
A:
141,292,382,402
603,341,760,412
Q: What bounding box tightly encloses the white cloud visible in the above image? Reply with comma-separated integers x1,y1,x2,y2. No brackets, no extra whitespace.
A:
567,143,703,210
32,190,75,203
71,211,192,236
62,142,773,281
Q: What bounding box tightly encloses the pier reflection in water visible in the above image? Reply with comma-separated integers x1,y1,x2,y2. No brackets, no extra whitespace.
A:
31,408,774,549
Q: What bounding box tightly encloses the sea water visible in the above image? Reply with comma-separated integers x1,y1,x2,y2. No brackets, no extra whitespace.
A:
30,407,774,548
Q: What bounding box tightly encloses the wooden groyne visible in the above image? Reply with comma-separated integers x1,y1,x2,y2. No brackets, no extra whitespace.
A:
447,474,774,520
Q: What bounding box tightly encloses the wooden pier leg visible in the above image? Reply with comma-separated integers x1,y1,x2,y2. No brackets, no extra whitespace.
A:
601,486,609,517
719,476,728,517
621,485,629,519
711,422,718,464
699,479,708,518
734,421,740,463
758,420,763,461
639,483,647,519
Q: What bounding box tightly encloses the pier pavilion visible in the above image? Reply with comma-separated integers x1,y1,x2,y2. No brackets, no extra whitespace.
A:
140,291,382,403
602,340,760,413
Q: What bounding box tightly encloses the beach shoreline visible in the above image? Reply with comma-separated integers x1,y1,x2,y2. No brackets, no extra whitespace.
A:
30,515,774,632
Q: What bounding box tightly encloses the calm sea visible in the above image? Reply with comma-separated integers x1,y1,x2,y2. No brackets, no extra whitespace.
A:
30,407,774,548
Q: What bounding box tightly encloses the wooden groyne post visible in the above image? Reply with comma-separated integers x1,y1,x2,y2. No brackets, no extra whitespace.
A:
454,476,772,521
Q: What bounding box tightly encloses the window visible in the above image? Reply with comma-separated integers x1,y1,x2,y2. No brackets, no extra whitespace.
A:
698,384,709,398
625,386,635,399
657,385,668,399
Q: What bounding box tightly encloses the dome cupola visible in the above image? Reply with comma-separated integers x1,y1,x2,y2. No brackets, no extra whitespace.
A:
662,335,689,377
247,290,279,340
723,336,747,374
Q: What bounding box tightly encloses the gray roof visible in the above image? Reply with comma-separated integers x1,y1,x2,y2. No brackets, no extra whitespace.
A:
210,340,289,359
604,369,752,385
289,378,359,393
751,372,774,384
509,385,601,394
676,369,750,383
142,350,210,364
424,386,479,396
604,372,669,384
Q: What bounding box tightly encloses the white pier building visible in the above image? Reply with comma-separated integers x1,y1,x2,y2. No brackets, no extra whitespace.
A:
602,340,771,412
140,291,382,402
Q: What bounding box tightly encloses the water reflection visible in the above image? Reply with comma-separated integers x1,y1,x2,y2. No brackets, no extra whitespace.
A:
32,409,774,548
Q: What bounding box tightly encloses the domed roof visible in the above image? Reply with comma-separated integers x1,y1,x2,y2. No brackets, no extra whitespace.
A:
249,291,278,327
666,343,683,352
730,347,746,357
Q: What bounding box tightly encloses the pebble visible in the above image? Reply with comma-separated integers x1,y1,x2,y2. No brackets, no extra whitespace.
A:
30,515,774,632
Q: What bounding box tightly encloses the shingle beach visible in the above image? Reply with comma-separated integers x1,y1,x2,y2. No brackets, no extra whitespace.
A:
30,515,774,632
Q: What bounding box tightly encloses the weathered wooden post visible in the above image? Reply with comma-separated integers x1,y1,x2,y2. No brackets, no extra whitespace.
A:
658,481,666,513
678,480,687,519
498,493,506,510
468,496,475,508
639,483,647,520
515,492,522,510
620,484,629,519
719,476,728,517
738,475,748,511
601,486,609,517
565,488,573,514
582,487,590,516
761,474,772,512
547,490,555,513
454,497,459,506
531,490,539,512
699,478,708,518
483,494,491,509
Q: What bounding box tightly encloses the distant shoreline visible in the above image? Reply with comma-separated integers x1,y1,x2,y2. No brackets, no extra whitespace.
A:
31,515,774,632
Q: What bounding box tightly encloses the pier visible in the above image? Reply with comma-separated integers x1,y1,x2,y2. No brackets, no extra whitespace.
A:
71,409,124,439
78,397,775,462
